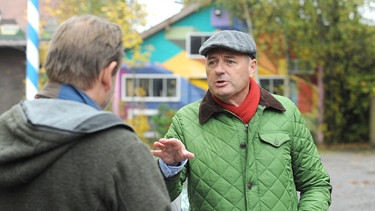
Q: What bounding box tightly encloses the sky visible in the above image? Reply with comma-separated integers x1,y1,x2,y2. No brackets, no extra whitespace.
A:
137,0,184,32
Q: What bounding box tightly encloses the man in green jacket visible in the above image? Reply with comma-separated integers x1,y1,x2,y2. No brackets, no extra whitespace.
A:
0,15,171,211
152,30,332,210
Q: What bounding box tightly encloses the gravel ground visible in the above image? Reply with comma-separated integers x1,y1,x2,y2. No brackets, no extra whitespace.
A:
320,150,375,211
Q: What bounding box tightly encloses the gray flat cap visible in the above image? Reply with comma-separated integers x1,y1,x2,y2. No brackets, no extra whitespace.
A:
199,30,257,58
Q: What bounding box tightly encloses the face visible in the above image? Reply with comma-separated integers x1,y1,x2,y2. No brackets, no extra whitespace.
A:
206,48,257,106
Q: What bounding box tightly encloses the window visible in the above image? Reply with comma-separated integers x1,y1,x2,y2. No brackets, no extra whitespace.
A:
1,24,19,35
259,76,288,96
288,58,314,74
122,74,180,102
186,32,213,58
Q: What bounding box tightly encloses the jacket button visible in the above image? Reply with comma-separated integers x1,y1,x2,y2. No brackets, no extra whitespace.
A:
247,183,253,190
240,142,247,148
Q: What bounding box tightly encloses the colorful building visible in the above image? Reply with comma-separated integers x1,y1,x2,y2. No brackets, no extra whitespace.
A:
115,4,318,139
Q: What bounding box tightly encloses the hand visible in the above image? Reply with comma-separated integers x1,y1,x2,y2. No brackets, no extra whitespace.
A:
151,138,195,166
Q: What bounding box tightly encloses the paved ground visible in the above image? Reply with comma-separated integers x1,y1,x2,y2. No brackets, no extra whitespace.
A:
320,150,375,211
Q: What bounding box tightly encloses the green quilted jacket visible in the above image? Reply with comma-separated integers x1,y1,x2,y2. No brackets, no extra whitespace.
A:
164,88,332,211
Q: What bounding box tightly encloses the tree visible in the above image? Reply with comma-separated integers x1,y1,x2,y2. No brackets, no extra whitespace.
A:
39,0,151,85
43,0,147,49
185,0,375,144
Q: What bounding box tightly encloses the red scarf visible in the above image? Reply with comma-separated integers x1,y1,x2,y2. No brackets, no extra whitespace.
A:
212,78,260,123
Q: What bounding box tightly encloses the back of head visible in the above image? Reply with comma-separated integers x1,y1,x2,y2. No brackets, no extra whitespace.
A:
44,15,123,90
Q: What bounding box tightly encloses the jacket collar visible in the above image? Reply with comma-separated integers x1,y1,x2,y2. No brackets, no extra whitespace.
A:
199,86,286,124
35,81,101,110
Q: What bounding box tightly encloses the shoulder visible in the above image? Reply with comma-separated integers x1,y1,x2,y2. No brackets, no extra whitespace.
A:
93,125,142,148
262,94,302,120
270,95,306,125
272,94,296,109
20,99,134,133
176,100,201,115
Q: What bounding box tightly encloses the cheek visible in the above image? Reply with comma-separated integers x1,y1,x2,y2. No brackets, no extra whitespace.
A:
237,74,249,85
237,67,251,78
206,69,214,79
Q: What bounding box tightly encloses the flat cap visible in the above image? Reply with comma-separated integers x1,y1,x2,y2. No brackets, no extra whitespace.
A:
199,30,257,58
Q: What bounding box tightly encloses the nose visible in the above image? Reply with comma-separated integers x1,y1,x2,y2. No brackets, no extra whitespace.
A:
214,61,225,75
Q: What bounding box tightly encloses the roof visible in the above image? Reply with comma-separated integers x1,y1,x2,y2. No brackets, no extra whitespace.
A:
0,19,17,25
141,3,201,40
0,33,26,47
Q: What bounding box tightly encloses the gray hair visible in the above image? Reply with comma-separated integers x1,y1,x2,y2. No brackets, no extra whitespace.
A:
44,14,123,89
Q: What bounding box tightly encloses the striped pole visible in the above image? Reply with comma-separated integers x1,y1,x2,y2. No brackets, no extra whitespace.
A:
26,0,39,100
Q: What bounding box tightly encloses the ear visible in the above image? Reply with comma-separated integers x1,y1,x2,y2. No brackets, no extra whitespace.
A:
100,61,117,91
249,58,257,77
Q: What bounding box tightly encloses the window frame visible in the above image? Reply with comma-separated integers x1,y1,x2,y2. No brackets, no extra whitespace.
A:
186,32,213,59
121,74,181,102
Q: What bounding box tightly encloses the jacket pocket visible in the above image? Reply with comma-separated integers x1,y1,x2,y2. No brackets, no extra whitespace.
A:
258,132,290,147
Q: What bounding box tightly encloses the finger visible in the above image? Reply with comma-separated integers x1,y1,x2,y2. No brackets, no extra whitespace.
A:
183,151,195,159
158,138,169,143
159,138,180,145
153,142,166,149
151,149,163,157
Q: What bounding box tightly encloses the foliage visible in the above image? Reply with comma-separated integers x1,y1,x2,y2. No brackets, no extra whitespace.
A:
43,0,147,48
126,114,152,147
37,42,49,90
185,0,375,144
151,104,177,139
39,0,151,87
124,44,155,68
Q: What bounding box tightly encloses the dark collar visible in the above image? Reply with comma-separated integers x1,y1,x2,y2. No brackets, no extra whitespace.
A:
199,86,286,124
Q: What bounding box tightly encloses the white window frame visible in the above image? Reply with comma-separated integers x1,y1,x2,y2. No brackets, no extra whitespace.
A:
122,74,181,102
186,32,213,59
126,109,159,138
1,24,19,35
126,108,158,119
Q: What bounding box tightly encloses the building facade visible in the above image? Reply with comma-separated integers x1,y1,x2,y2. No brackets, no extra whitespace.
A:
116,4,318,140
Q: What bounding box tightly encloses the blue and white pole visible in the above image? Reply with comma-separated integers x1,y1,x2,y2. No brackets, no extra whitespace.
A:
26,0,39,100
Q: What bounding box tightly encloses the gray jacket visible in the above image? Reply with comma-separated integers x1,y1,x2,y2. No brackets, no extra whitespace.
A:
0,99,171,211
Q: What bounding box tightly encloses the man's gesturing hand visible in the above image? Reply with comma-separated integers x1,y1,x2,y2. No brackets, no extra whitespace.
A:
151,138,195,166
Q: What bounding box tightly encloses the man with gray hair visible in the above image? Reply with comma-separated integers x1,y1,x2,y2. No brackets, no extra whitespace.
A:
0,14,171,211
152,30,332,210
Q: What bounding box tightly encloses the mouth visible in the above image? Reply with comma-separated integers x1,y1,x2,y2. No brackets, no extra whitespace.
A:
214,80,228,87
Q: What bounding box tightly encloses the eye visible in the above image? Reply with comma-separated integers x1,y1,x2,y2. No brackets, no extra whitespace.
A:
207,60,217,66
226,60,235,64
